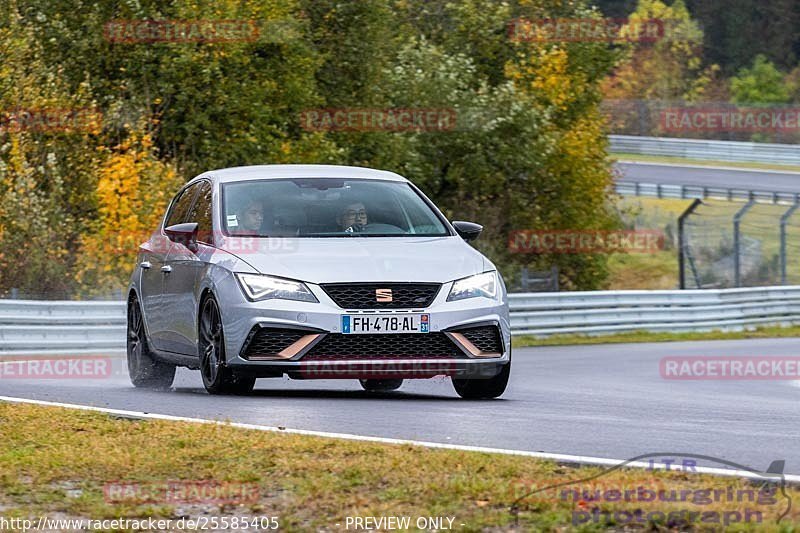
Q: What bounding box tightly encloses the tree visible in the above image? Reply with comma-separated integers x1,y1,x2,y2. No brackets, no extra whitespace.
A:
1,0,624,294
372,1,621,289
14,0,340,176
73,125,182,294
0,4,101,296
602,0,710,102
686,0,800,75
730,55,790,104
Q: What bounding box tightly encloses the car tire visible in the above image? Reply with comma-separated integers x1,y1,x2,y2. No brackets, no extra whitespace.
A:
127,294,176,390
452,362,510,399
199,295,256,395
359,379,403,392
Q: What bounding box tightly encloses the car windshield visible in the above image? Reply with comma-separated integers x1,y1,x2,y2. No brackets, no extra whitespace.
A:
221,178,450,238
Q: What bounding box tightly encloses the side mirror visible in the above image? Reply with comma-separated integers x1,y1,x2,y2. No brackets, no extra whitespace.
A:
452,220,483,242
164,222,199,253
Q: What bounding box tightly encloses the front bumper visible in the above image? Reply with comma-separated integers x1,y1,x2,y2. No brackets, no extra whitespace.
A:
215,276,511,379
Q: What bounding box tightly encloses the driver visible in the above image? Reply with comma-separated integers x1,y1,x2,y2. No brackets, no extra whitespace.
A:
337,201,368,233
234,199,264,234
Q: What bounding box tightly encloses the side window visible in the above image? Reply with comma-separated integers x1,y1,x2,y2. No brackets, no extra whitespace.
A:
164,184,199,228
186,181,213,243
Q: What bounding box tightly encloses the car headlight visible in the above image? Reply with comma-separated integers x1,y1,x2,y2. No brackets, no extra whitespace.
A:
447,271,498,302
235,273,318,303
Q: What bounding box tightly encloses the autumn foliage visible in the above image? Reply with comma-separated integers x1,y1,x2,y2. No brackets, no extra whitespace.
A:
1,0,621,296
74,128,181,294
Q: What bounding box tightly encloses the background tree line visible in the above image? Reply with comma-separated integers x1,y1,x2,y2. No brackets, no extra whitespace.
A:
6,0,711,298
598,0,800,76
598,0,800,143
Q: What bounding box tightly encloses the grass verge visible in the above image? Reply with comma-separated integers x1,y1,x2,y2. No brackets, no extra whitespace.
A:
611,152,800,172
0,403,798,531
606,251,678,290
513,325,800,348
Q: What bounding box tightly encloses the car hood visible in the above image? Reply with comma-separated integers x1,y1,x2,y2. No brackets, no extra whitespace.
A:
225,236,488,283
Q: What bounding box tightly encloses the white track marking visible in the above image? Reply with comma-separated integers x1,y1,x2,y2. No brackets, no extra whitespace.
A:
2,394,798,483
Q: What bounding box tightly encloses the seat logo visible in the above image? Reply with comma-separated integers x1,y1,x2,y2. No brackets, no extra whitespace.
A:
375,288,393,302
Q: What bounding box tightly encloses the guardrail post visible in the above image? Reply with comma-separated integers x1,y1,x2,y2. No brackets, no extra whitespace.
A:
550,264,559,292
520,266,529,292
733,199,756,287
678,199,702,289
636,100,648,135
780,199,800,285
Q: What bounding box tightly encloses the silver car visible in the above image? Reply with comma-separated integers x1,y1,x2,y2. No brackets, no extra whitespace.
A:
127,165,511,398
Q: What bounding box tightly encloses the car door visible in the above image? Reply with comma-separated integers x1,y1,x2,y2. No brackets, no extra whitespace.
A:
142,183,201,353
160,180,214,355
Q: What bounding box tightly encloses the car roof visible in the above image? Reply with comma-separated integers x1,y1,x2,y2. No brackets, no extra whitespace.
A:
196,164,409,184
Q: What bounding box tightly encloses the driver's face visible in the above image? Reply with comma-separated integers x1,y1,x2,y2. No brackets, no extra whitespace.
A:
340,202,367,229
240,203,263,231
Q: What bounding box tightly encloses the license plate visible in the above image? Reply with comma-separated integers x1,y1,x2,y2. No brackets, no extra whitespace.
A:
342,314,429,334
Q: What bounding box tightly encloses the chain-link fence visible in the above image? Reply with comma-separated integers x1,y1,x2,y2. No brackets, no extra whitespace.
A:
680,200,800,288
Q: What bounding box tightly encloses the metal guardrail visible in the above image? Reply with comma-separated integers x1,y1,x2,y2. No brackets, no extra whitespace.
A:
0,300,126,355
509,286,800,336
2,286,800,354
615,180,800,205
610,135,800,165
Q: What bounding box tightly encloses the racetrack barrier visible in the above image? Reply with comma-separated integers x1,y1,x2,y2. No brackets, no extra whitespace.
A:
0,300,126,356
509,286,800,336
610,135,800,165
2,285,800,354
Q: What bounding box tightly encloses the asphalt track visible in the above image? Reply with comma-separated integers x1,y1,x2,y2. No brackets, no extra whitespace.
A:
2,338,799,475
615,161,800,194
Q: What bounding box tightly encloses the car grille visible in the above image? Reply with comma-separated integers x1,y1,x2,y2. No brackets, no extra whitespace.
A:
241,327,307,358
456,325,504,354
320,283,440,309
302,333,466,360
